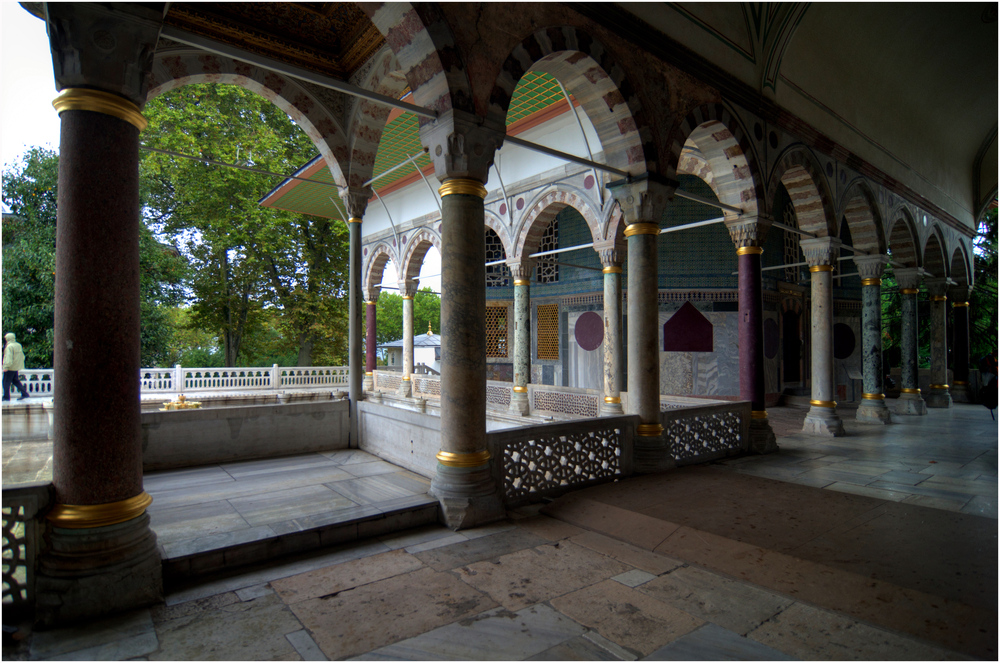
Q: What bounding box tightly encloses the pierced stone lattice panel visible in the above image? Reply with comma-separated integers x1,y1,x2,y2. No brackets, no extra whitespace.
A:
502,427,623,500
533,390,599,417
665,411,743,462
486,384,512,406
2,503,30,609
376,373,402,392
413,377,441,398
660,402,687,411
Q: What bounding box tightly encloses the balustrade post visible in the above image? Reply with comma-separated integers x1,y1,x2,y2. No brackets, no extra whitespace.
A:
271,364,280,390
174,364,184,394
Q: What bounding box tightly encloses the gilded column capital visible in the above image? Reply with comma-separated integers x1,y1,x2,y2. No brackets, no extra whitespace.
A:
398,279,420,298
894,267,924,292
606,173,677,227
364,288,381,304
853,254,891,281
598,247,625,270
420,108,504,184
506,259,535,283
799,237,842,268
726,214,773,250
340,186,372,220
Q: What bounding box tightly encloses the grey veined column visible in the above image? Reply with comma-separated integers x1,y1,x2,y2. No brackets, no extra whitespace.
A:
894,268,928,416
598,246,624,416
507,260,533,415
800,237,844,436
924,278,953,408
398,279,418,397
854,254,892,424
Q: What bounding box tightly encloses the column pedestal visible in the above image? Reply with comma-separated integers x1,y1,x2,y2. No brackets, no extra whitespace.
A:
857,395,892,424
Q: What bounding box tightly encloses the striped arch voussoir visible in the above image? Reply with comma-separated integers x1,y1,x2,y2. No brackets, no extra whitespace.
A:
364,243,398,295
840,180,885,253
768,148,835,236
887,211,920,268
922,230,948,280
515,187,601,259
401,228,442,282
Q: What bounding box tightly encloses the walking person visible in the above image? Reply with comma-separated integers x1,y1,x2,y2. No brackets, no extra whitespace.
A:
2,332,31,401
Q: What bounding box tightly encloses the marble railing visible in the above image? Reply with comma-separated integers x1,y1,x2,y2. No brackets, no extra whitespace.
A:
1,483,51,619
661,399,750,466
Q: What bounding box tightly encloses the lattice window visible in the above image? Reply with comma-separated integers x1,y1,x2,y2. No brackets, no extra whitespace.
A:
537,304,559,360
783,205,801,284
485,228,509,288
486,306,509,358
535,219,559,283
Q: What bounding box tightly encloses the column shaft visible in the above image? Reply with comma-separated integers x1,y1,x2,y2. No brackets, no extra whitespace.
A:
897,287,927,415
800,256,845,436
737,246,777,452
925,289,952,408
365,302,377,373
952,302,971,402
857,279,891,423
510,278,530,414
348,219,362,441
602,267,623,415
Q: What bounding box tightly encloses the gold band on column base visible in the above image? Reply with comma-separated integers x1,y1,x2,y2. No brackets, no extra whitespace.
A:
602,266,622,274
604,396,621,404
512,386,528,393
900,288,919,295
954,380,968,385
365,371,373,376
623,223,660,237
930,295,947,302
636,423,664,436
438,179,487,199
53,88,148,132
809,399,837,408
736,246,763,256
513,279,529,286
750,410,768,419
953,302,969,308
436,449,491,467
929,384,949,390
861,278,882,287
862,393,885,400
348,217,363,224
46,492,153,529
900,388,921,394
809,265,833,273
402,375,411,381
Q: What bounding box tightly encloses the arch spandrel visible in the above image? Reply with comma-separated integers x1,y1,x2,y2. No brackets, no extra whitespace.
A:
887,211,921,269
363,243,399,297
488,27,652,176
148,49,351,188
400,227,442,283
513,186,602,261
839,179,886,254
672,105,763,218
767,147,837,237
484,210,514,261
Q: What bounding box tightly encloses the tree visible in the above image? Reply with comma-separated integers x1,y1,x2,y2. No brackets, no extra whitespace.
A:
2,148,186,367
369,288,441,363
969,206,997,362
141,83,349,366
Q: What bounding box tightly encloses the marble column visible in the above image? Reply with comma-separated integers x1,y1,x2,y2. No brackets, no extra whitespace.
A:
507,260,533,415
35,3,164,626
609,176,674,473
895,268,927,415
854,255,892,424
342,188,369,444
364,289,379,393
949,286,972,403
799,237,845,436
727,217,777,453
925,279,953,408
598,246,624,416
398,279,418,397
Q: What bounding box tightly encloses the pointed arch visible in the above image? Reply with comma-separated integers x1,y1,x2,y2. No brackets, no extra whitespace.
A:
887,210,921,268
923,229,948,280
400,227,442,283
839,179,886,254
488,27,650,175
513,186,603,260
363,242,399,297
767,147,837,236
484,209,514,260
950,241,972,289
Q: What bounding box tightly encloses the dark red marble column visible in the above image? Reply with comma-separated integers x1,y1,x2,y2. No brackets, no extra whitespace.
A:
738,247,766,412
366,301,378,373
52,108,143,506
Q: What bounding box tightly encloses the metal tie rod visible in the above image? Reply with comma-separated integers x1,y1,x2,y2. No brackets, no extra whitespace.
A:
503,135,629,178
160,26,437,119
673,190,743,215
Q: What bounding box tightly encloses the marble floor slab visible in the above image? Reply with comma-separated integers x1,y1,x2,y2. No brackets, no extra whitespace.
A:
643,622,794,661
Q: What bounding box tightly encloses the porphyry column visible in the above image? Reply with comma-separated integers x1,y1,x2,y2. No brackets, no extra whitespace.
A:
35,3,164,626
727,217,777,453
342,187,370,443
949,286,972,403
598,246,624,416
800,237,845,436
398,279,418,397
894,268,927,415
925,279,953,408
507,260,533,415
854,254,892,424
609,176,674,473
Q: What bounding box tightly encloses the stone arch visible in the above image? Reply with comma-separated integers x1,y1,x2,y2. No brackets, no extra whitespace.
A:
923,229,948,280
601,200,627,245
345,46,411,188
360,3,471,117
767,147,837,236
513,186,603,260
671,104,763,217
950,241,972,289
148,47,350,187
484,210,514,260
363,242,399,298
400,227,442,283
887,211,921,268
839,179,886,254
488,27,650,174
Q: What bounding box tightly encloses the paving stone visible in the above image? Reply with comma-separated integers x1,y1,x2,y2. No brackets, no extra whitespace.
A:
356,603,585,660
456,540,631,611
643,622,794,660
326,474,425,505
45,632,160,661
341,460,402,477
747,602,966,661
151,592,241,623
378,524,464,551
290,567,496,660
228,484,359,527
612,570,657,588
540,498,680,550
235,583,274,602
272,548,425,604
30,609,155,660
459,520,518,540
404,533,468,553
516,514,587,541
570,531,684,575
636,565,793,635
147,500,253,544
550,579,704,657
151,593,303,661
413,528,549,571
285,629,328,661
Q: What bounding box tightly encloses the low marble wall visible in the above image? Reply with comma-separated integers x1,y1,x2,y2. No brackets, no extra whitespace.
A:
141,400,350,470
357,400,440,478
1,402,51,441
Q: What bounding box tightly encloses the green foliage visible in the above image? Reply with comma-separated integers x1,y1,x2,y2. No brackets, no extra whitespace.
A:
969,207,997,361
141,83,348,366
369,288,441,362
2,148,186,367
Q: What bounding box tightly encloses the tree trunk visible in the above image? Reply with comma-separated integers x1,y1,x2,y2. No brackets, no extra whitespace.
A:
297,334,314,366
